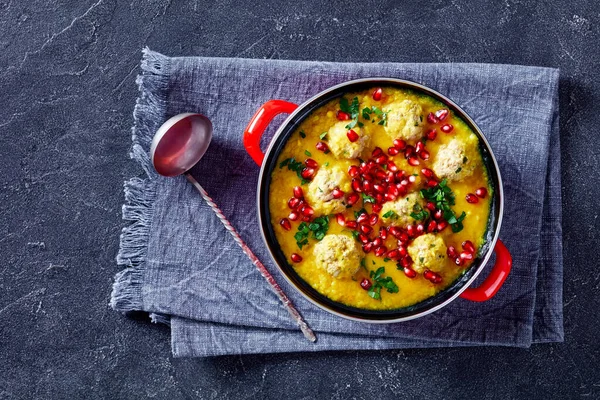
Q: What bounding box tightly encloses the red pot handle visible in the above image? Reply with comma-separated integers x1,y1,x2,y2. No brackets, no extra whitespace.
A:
459,240,512,302
243,100,299,166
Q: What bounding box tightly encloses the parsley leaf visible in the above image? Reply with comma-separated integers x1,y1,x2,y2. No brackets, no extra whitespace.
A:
304,150,312,157
340,96,361,130
361,193,375,204
299,131,306,138
420,179,466,232
279,157,309,185
294,216,329,249
367,267,399,300
382,210,398,219
319,132,328,140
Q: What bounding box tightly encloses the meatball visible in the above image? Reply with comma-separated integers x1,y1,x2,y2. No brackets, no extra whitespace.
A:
432,138,476,182
407,234,447,273
380,192,423,227
384,100,423,142
306,165,352,215
313,234,363,278
327,121,370,159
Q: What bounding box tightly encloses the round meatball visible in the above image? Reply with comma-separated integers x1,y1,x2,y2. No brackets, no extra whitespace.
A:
327,121,370,159
306,165,351,215
313,234,363,278
432,138,476,182
407,234,447,273
380,192,423,227
384,100,423,141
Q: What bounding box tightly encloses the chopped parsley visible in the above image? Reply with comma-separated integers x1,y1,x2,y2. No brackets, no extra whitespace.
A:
368,267,399,300
361,193,375,204
299,130,306,138
340,97,364,129
324,162,329,167
279,157,309,185
382,210,398,219
420,179,466,232
410,204,429,221
354,208,368,219
294,216,329,249
362,106,388,126
319,132,328,140
304,150,312,157
360,258,367,271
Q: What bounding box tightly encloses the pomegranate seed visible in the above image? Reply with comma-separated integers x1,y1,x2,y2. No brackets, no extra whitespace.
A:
462,240,476,254
372,204,383,213
346,220,358,229
416,223,425,235
424,270,442,284
346,193,360,205
356,212,369,224
379,227,388,240
332,188,344,199
388,147,399,156
293,186,304,199
304,158,318,168
358,234,369,244
441,124,454,133
460,251,474,261
399,233,409,243
375,155,387,165
384,171,395,183
301,168,315,180
372,237,383,248
447,246,458,259
288,197,300,209
291,253,302,263
388,226,401,238
301,205,314,217
435,109,449,121
398,246,408,257
369,213,379,226
372,147,384,157
373,184,386,194
360,224,373,234
404,145,415,158
363,180,373,193
408,175,417,183
466,193,479,203
403,266,417,278
425,201,436,211
427,112,439,124
387,249,399,259
336,110,350,120
316,141,329,152
475,187,488,198
296,200,305,210
455,257,465,266
434,209,443,220
427,220,437,233
336,213,345,226
426,179,438,188
348,165,360,178
397,185,407,196
406,225,416,237
360,278,372,290
347,129,359,142
288,211,299,221
376,170,387,180
375,194,384,204
437,221,448,231
351,178,363,193
415,141,425,153
384,193,397,202
408,157,420,166
372,87,383,101
362,242,373,253
387,161,398,172
393,139,407,150
400,256,413,268
387,185,399,197
419,150,430,160
374,246,387,257
421,168,434,178
301,215,311,222
359,162,369,174
279,218,292,231
426,129,437,141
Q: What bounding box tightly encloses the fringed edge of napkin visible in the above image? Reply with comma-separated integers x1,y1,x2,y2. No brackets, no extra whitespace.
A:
110,48,169,313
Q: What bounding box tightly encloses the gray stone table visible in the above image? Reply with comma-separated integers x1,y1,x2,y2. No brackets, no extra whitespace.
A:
1,0,598,398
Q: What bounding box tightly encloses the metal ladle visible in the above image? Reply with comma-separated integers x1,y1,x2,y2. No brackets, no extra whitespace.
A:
150,113,315,342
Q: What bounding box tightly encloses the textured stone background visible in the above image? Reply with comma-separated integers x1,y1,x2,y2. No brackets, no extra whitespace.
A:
1,0,598,398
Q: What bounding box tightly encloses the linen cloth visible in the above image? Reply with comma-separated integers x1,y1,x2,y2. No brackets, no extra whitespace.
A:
111,49,563,357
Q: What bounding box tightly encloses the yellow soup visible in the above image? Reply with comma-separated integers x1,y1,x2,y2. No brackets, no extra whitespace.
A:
269,87,492,310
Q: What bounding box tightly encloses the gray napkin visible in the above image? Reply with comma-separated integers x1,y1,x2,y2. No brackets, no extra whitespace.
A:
111,49,563,357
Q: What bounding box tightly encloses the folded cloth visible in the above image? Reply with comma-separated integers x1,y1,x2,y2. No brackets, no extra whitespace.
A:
111,49,563,357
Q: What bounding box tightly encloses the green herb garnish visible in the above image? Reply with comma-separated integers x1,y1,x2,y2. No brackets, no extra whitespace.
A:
299,131,306,138
340,97,362,129
294,216,329,249
420,179,466,232
304,150,312,157
362,105,388,126
319,132,328,140
361,193,375,204
367,267,399,300
410,204,429,221
279,157,309,185
382,210,398,219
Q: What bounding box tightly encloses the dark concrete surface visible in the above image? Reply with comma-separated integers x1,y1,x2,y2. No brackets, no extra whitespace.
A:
0,0,598,398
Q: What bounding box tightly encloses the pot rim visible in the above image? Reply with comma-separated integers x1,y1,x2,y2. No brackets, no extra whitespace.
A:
256,77,504,323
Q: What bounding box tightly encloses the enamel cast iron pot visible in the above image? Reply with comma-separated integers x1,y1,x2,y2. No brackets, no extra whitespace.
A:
243,78,513,323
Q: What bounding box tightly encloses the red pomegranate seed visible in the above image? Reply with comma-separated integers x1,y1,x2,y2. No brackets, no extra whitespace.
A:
387,161,398,172
388,226,401,238
427,220,437,233
372,147,384,157
279,218,291,231
426,129,437,141
447,246,458,259
403,266,417,278
315,141,329,152
434,209,443,220
415,141,425,153
404,145,415,158
293,186,304,199
388,147,399,156
400,256,413,268
291,253,302,263
332,188,344,199
372,87,383,101
288,197,300,209
416,223,425,235
387,185,399,197
373,184,386,194
362,180,373,193
360,278,372,290
399,232,409,243
397,185,408,196
455,257,465,266
360,224,373,234
462,240,475,254
372,204,382,213
288,211,300,221
346,220,358,229
369,213,379,226
347,129,359,142
304,158,318,168
424,270,442,284
437,221,448,231
301,205,314,217
421,168,434,179
426,179,438,188
475,187,488,198
362,242,373,253
374,246,387,257
351,178,363,193
466,193,479,203
376,194,384,204
336,110,350,120
441,124,454,133
393,139,407,150
425,201,436,211
346,193,360,205
379,227,388,240
406,224,416,237
375,155,387,165
435,109,449,121
358,233,370,244
348,165,360,178
408,175,416,183
460,251,474,261
387,249,399,259
419,150,430,160
356,212,369,224
427,112,439,124
384,193,396,202
384,171,395,183
372,237,383,248
375,170,386,180
398,246,408,257
301,168,315,180
408,157,420,166
334,214,345,227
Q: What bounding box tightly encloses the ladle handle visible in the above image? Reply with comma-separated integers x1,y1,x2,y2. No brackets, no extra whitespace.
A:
184,173,316,343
